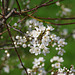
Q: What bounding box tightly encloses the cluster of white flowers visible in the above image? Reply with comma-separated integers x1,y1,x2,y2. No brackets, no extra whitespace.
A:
57,67,74,75
25,19,67,56
28,24,53,55
26,19,43,28
0,0,75,75
52,66,75,75
50,56,64,69
27,57,46,75
14,35,27,48
13,19,71,75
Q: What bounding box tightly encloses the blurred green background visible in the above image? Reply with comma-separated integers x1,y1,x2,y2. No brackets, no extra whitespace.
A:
0,0,75,75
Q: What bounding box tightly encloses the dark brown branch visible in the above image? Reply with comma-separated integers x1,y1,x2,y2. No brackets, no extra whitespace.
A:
7,24,25,35
28,15,75,26
2,0,4,10
5,23,28,75
0,0,64,18
34,16,75,20
4,0,9,14
2,0,4,15
6,0,9,10
20,0,53,13
22,0,63,13
16,0,21,13
45,0,63,7
50,22,75,25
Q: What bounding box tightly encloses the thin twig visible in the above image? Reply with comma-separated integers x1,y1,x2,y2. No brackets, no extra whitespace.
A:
8,24,25,35
50,22,75,25
20,0,63,13
24,0,53,12
28,15,75,25
0,46,19,50
5,9,16,19
33,16,75,20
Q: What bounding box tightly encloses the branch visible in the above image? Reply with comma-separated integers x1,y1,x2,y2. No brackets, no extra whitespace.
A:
21,0,63,13
4,0,9,14
33,16,75,20
5,23,28,75
50,22,75,25
28,15,75,25
7,24,25,35
16,0,21,13
5,8,17,19
25,0,53,12
2,0,4,15
0,46,19,50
